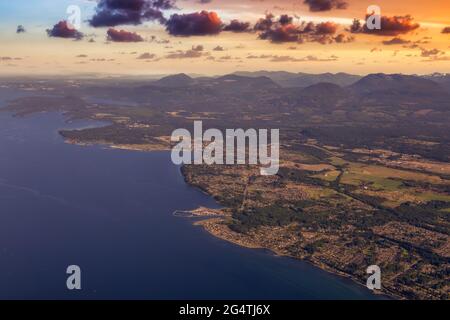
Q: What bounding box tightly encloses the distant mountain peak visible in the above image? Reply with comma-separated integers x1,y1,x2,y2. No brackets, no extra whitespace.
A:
350,73,447,97
216,74,279,89
155,73,195,87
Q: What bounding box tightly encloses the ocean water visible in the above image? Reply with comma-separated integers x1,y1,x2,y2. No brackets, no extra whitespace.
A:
0,99,385,299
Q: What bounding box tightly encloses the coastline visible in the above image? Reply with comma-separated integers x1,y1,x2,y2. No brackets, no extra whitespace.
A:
64,138,171,152
62,138,395,299
193,216,395,300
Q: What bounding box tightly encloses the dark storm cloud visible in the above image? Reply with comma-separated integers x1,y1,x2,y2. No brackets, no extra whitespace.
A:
89,0,175,27
107,28,144,42
350,15,420,36
303,0,348,12
254,13,275,31
223,20,251,32
278,15,293,25
47,21,84,39
165,11,222,36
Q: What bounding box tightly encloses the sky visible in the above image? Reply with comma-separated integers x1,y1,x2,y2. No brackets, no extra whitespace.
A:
0,0,449,76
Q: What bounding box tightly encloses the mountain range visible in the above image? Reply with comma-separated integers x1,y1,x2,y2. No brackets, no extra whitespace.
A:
152,72,450,96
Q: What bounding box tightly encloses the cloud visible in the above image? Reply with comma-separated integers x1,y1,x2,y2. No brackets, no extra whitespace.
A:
279,15,294,25
259,24,302,43
137,52,156,59
90,58,116,62
246,54,273,59
315,21,338,35
420,48,449,62
256,14,342,44
420,48,444,57
47,21,83,39
191,45,204,51
16,25,26,33
421,56,450,62
334,33,354,43
350,15,420,36
269,55,304,62
254,13,275,31
303,0,348,12
270,54,338,62
442,27,450,34
382,37,411,45
107,28,144,42
402,37,431,49
245,54,338,62
166,11,222,36
89,0,174,27
223,20,251,32
165,49,208,59
149,35,170,44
